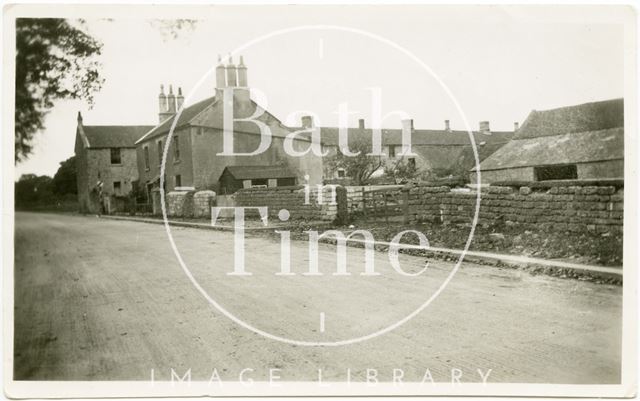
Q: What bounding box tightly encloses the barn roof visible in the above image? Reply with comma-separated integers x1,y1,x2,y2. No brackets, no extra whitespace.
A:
473,128,623,171
515,98,623,139
222,165,297,180
82,125,154,148
317,127,513,147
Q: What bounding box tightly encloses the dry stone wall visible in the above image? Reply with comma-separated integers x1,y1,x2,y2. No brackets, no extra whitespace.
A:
407,184,623,233
234,185,347,222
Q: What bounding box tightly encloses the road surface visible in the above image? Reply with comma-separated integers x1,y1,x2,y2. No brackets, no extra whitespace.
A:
13,212,622,383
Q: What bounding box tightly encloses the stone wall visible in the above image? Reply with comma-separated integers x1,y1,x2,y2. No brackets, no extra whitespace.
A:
406,183,623,233
165,190,216,218
234,185,347,222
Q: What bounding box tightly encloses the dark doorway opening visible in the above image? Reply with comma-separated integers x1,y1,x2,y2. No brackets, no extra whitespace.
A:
534,164,578,181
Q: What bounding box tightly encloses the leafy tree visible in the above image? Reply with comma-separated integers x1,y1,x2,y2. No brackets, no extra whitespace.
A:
325,136,384,185
15,18,104,162
15,174,55,206
52,156,77,195
384,157,419,183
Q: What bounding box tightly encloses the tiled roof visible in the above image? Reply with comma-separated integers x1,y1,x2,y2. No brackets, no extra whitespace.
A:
82,125,154,148
317,127,513,147
473,127,623,171
223,165,297,180
515,98,623,139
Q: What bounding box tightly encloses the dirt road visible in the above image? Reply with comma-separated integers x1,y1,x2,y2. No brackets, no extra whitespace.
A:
13,212,622,383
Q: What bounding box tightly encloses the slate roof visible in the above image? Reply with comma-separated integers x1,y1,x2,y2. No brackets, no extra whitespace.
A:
473,128,623,171
135,92,295,144
317,127,513,147
222,165,297,180
82,125,154,148
474,98,625,172
515,98,623,139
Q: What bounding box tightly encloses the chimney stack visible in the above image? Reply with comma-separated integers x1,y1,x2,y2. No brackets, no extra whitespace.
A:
237,55,248,87
358,119,365,129
158,84,172,123
167,85,176,114
176,87,184,110
401,119,414,155
444,119,451,132
479,121,490,134
514,122,519,131
215,55,226,89
301,115,314,129
226,54,237,87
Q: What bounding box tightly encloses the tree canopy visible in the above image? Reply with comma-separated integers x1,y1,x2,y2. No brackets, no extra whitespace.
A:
325,137,385,185
15,18,104,162
52,155,77,195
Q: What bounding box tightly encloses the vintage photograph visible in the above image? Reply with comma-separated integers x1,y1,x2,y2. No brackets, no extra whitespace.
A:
3,3,637,398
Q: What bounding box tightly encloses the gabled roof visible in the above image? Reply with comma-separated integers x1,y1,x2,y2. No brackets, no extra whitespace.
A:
221,165,297,180
317,127,513,147
135,96,217,144
135,91,296,145
81,125,154,148
515,98,623,139
473,127,623,171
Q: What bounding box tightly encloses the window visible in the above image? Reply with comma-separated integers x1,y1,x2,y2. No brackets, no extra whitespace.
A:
110,148,122,164
173,135,180,161
388,146,396,158
337,168,346,178
143,146,150,170
157,140,163,165
113,181,122,196
534,164,578,181
175,174,182,188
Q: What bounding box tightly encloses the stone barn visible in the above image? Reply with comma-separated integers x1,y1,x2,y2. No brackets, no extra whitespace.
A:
471,98,624,184
74,112,153,214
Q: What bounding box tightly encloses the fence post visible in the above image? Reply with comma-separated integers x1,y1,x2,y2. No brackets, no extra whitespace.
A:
402,186,410,225
362,189,367,222
384,193,389,224
373,192,378,221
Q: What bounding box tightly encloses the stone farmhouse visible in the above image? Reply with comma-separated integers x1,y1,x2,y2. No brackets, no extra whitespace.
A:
472,98,624,184
314,117,514,182
134,56,323,201
74,112,153,213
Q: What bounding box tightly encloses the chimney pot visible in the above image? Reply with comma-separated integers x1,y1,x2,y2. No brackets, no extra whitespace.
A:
77,111,83,124
237,55,248,87
301,115,314,129
514,122,519,131
167,84,176,113
358,119,365,129
216,56,227,89
444,119,451,131
158,84,169,122
176,87,184,110
226,55,238,87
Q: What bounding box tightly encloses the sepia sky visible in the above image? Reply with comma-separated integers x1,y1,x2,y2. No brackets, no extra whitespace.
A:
14,5,627,178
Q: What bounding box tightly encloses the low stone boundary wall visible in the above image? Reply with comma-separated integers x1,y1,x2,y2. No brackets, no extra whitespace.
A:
165,190,216,218
234,185,347,222
193,190,216,218
407,183,623,233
